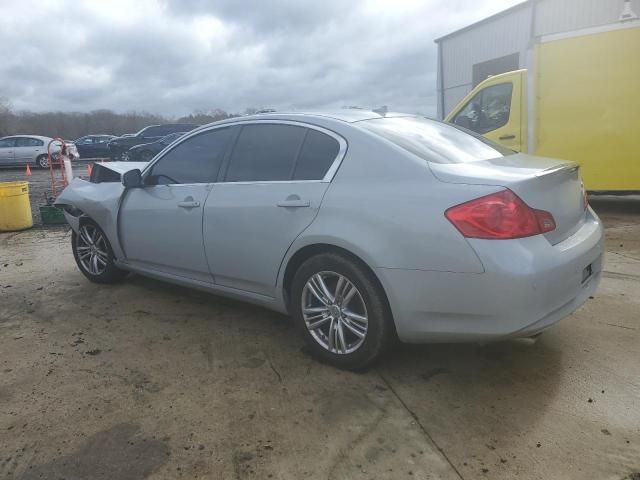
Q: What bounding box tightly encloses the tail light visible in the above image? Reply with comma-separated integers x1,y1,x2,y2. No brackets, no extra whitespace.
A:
445,189,556,240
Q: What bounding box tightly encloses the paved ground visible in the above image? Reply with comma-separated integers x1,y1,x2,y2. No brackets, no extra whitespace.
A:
0,189,638,479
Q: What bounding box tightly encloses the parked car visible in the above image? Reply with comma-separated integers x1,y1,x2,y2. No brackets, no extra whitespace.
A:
55,111,603,370
0,135,79,168
107,124,198,160
124,132,186,162
74,135,115,158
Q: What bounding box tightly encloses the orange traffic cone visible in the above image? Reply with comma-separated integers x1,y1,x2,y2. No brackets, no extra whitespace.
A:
25,164,32,176
87,163,93,176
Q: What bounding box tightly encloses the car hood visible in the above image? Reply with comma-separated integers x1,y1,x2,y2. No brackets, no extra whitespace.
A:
95,161,147,174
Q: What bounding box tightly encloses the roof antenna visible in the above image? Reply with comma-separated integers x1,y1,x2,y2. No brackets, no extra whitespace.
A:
620,0,638,21
373,105,388,116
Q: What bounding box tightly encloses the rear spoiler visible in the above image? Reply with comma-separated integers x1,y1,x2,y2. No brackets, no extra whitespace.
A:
535,162,579,177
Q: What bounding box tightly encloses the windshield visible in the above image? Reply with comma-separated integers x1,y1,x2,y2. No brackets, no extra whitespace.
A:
359,116,514,164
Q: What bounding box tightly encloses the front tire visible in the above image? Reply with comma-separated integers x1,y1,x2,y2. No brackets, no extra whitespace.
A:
290,252,394,370
72,221,128,284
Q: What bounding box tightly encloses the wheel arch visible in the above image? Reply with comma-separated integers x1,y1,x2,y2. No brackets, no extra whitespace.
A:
280,242,396,336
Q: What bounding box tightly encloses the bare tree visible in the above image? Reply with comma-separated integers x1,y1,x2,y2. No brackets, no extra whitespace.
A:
0,97,11,137
0,107,239,139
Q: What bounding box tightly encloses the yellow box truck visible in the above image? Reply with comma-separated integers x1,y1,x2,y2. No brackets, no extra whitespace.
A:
445,21,640,192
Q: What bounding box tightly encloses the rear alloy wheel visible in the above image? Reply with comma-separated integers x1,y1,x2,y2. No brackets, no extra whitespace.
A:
72,221,128,284
291,253,393,370
302,272,368,354
36,155,49,168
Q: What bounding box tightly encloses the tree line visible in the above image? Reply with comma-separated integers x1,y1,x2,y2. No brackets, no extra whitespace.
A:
0,98,243,140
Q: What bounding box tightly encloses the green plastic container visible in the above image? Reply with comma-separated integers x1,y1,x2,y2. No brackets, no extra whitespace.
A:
39,205,67,225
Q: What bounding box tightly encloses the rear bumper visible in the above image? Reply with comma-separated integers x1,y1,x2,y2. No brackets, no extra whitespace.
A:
377,208,604,343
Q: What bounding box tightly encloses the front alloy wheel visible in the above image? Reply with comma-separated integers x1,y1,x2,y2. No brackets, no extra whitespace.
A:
75,224,109,275
302,272,368,354
71,221,128,284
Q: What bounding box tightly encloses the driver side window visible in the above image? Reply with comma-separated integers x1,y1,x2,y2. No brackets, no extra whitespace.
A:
148,127,234,185
453,83,513,134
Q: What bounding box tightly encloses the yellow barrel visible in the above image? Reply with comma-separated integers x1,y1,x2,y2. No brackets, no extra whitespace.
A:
0,181,33,232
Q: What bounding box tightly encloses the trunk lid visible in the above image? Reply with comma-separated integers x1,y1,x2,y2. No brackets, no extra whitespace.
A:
429,153,586,244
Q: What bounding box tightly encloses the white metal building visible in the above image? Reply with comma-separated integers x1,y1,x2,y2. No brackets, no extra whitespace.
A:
435,0,640,119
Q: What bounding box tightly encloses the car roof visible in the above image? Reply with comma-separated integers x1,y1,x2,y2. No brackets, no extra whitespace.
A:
201,110,418,130
1,135,53,140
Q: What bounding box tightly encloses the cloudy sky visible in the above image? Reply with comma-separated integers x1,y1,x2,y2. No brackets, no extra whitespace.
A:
0,0,521,117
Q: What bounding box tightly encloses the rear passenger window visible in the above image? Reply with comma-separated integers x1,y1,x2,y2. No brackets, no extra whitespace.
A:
293,129,340,180
16,137,43,147
225,124,306,182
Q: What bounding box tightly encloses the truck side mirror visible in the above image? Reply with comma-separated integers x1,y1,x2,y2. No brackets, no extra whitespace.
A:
122,169,142,188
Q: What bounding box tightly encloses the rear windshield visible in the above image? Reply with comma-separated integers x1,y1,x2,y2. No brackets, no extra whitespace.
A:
359,117,514,164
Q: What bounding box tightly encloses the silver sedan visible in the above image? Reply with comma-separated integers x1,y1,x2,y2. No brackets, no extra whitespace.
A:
0,135,79,168
55,111,603,370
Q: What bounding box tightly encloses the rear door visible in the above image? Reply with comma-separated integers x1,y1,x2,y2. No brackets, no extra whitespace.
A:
447,70,525,151
118,127,235,282
15,137,45,164
91,136,113,156
0,138,16,165
203,122,345,297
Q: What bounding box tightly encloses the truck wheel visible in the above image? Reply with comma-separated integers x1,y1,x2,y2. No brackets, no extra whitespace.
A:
72,221,128,284
290,252,394,371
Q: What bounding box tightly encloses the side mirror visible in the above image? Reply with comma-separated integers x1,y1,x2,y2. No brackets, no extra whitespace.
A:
122,169,142,188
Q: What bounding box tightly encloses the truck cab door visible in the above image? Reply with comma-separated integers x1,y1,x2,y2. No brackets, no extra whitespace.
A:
446,70,526,152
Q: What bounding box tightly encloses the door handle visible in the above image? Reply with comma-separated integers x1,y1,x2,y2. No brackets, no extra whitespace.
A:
178,200,200,209
499,134,516,140
277,195,310,208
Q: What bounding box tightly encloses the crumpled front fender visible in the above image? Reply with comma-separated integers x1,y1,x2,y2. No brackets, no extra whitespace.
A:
54,178,126,259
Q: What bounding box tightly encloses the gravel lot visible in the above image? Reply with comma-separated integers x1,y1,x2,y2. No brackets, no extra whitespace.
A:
1,162,99,226
0,173,639,479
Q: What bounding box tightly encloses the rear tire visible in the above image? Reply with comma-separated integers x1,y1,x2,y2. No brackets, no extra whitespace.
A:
36,155,49,169
290,252,394,371
72,220,128,284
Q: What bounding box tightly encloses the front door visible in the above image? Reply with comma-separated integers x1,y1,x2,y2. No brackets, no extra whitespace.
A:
204,122,344,297
15,137,45,164
0,138,15,165
118,126,236,282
